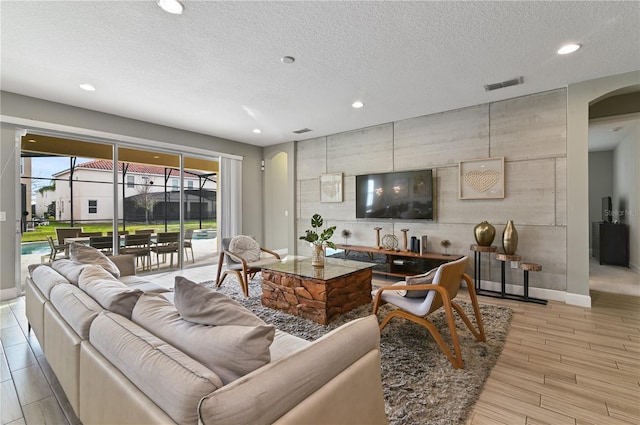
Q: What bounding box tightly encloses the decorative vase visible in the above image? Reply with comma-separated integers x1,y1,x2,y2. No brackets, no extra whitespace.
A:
311,244,325,267
502,220,518,255
474,221,496,246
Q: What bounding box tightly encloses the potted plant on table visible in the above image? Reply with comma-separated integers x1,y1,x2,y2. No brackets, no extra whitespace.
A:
300,214,336,267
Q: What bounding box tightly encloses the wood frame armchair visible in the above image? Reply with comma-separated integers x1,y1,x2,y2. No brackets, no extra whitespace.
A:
372,256,485,369
215,236,281,297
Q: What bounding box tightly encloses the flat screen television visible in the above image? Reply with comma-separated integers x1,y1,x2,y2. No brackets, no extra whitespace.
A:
355,169,433,219
602,196,612,223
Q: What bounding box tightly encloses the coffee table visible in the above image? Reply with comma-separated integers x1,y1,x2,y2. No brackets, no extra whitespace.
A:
261,257,375,325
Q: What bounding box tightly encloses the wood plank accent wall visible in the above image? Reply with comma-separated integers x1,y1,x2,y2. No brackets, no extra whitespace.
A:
296,88,567,293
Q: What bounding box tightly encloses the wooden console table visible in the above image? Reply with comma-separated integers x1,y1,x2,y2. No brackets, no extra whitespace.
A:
335,244,460,278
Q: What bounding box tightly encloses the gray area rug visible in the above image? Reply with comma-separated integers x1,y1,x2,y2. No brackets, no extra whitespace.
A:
200,276,512,425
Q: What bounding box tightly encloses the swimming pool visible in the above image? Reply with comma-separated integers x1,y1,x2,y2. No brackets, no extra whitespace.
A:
21,241,50,255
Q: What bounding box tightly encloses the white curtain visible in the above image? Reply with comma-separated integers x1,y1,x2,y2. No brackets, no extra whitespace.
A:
219,157,242,240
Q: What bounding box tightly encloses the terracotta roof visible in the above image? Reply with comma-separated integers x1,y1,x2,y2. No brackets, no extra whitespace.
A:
57,159,210,179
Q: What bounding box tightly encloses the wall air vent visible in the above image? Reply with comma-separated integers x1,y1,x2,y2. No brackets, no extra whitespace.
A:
293,128,313,134
484,77,524,92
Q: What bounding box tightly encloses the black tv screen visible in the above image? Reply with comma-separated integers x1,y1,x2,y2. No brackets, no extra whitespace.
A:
356,170,433,219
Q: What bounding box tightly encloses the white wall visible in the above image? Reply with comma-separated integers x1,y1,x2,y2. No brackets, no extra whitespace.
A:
296,89,568,294
613,124,640,271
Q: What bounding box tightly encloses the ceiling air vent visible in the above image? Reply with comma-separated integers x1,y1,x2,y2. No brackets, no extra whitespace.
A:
484,77,524,92
293,128,313,134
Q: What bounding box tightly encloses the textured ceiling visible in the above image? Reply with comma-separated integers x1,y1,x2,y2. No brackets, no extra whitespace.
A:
1,1,639,147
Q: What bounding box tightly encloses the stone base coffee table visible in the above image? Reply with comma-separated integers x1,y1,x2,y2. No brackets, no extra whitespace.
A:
261,257,375,325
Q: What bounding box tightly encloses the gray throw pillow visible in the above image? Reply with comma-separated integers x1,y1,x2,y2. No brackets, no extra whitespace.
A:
397,267,438,298
174,276,265,326
133,293,275,385
69,242,120,278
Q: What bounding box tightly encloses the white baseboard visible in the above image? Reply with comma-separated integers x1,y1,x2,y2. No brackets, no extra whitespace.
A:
565,292,592,308
0,287,18,301
630,262,640,275
465,279,591,307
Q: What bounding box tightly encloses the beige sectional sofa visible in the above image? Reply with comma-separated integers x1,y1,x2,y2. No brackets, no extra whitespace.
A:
25,247,387,425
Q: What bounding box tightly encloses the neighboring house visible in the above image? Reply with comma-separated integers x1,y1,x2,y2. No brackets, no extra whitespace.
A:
50,159,216,223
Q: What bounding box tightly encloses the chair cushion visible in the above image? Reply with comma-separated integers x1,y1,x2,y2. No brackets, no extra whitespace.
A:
69,242,120,278
78,265,142,319
228,235,261,262
132,293,275,385
173,276,265,326
397,267,438,297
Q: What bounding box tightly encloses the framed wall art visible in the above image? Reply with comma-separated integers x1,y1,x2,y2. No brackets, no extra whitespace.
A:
320,173,343,203
459,157,504,199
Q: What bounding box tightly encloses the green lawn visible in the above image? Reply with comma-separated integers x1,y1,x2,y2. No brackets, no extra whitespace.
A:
21,221,217,243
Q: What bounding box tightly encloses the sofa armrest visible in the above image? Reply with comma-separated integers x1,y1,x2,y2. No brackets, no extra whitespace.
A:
198,315,387,425
110,254,136,277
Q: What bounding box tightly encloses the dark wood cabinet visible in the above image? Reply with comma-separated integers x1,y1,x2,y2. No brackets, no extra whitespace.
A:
592,222,629,267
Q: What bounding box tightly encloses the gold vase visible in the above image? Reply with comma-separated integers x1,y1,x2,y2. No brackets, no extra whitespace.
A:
473,221,496,246
502,220,518,255
311,244,325,267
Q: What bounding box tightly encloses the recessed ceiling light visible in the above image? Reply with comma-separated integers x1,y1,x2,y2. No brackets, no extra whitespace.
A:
253,129,262,134
28,139,37,143
79,83,96,91
153,155,160,159
352,101,364,109
609,126,623,132
157,0,183,14
281,56,295,64
557,43,581,55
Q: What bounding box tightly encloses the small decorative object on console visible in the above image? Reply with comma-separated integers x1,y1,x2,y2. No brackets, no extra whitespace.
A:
502,220,518,255
440,239,451,256
341,229,352,246
374,227,382,248
474,221,496,246
381,234,399,251
400,229,410,251
420,235,428,255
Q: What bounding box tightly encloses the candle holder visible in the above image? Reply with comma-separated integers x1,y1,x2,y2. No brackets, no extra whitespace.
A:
374,227,382,248
400,229,409,251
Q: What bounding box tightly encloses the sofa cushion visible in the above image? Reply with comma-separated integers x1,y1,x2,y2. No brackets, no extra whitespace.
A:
173,276,264,326
132,293,275,385
78,265,142,319
119,275,170,294
49,283,103,339
69,242,120,278
89,311,222,425
228,235,261,262
51,259,87,286
30,265,69,298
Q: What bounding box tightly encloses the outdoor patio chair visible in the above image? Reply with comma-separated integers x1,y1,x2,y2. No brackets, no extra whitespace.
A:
372,256,486,369
215,235,281,297
152,232,180,269
79,231,102,237
55,227,83,245
89,236,114,255
134,229,155,235
45,236,68,262
121,233,152,271
183,229,194,263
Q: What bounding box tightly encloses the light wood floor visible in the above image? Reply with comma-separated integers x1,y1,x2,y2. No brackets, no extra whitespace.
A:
2,269,639,424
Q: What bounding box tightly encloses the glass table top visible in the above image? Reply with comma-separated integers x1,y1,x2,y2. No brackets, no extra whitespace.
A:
261,257,375,281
